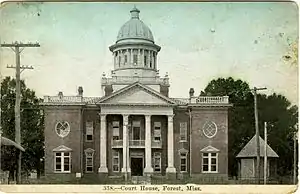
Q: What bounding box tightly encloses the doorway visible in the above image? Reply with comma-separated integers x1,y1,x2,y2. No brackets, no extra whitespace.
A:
131,157,143,176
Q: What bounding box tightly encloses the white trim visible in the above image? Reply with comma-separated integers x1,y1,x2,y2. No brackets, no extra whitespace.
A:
112,150,120,172
85,121,94,142
180,152,188,173
54,152,71,173
179,122,188,142
202,152,218,173
200,145,220,152
202,121,218,138
153,152,161,172
53,145,72,152
55,121,70,138
153,122,161,142
84,148,95,173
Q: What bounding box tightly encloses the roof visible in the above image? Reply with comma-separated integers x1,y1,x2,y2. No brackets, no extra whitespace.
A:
116,7,154,43
1,136,25,152
236,135,279,158
95,82,177,105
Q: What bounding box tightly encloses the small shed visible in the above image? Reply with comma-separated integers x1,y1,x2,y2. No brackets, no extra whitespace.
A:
236,135,279,180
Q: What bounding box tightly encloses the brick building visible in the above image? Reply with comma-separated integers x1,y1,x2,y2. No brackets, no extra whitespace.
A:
41,7,232,182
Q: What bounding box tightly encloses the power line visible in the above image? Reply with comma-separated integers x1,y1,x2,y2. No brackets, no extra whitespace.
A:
1,41,40,184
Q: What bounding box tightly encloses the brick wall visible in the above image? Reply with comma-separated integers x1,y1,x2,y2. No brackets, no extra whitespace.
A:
44,106,82,175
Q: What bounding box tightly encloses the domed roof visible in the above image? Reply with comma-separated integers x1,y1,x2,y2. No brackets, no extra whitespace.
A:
116,7,154,43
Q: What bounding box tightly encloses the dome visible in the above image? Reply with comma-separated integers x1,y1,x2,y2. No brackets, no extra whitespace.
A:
116,7,154,43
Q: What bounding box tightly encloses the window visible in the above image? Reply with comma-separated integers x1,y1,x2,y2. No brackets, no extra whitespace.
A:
125,55,128,64
86,121,93,141
112,150,120,172
85,149,94,172
202,153,218,173
54,152,71,173
180,122,187,142
153,122,161,141
180,152,188,172
55,121,70,138
150,59,152,68
133,54,138,65
153,152,161,172
118,56,121,67
144,56,147,67
203,121,217,138
132,121,141,140
112,121,120,140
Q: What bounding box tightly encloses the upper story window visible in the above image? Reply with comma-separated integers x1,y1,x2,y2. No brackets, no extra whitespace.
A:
144,56,147,67
112,121,120,140
84,148,94,173
153,152,161,172
132,121,141,140
153,122,161,141
54,152,71,173
118,56,121,67
133,54,138,65
124,55,128,64
149,59,152,68
203,121,218,138
180,122,187,142
55,121,70,138
86,121,93,141
112,150,120,172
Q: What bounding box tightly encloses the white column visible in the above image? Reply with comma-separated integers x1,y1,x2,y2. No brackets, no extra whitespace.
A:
144,115,153,173
166,114,176,173
142,49,145,67
148,50,151,68
98,114,108,173
122,114,131,173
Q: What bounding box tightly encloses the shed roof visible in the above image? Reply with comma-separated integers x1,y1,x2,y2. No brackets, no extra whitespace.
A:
1,136,25,152
236,135,279,158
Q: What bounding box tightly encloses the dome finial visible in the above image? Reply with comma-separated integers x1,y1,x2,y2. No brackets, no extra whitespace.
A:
130,5,140,19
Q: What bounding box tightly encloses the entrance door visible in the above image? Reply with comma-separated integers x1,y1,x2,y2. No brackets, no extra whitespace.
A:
131,158,143,176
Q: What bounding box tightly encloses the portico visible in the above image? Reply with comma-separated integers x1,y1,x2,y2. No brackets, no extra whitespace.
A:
96,83,177,177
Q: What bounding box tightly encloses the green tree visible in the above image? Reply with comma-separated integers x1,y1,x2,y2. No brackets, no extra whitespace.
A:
0,76,44,180
201,77,298,177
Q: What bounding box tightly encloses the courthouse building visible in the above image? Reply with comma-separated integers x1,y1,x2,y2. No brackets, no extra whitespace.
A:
41,7,231,181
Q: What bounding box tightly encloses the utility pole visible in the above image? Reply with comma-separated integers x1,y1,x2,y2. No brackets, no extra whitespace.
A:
1,41,40,184
252,87,267,184
264,122,267,185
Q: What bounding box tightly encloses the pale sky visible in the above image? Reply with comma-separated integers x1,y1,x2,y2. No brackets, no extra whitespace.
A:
0,2,298,105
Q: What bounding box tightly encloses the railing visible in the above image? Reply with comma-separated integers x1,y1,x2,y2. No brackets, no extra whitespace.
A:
193,96,229,104
43,96,83,103
151,140,162,148
101,76,169,86
111,140,123,148
129,140,145,147
173,96,229,105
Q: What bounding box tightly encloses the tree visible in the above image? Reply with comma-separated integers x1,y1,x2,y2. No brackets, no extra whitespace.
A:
0,76,44,180
201,77,298,178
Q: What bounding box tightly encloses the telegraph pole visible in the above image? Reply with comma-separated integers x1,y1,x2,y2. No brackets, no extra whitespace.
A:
1,41,40,184
252,87,267,184
264,122,267,185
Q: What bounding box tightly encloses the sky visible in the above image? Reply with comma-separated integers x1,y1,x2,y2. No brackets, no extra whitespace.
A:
0,2,298,105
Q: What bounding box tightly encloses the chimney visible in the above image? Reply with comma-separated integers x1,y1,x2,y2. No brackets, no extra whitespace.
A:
189,88,195,98
58,91,63,99
78,86,83,96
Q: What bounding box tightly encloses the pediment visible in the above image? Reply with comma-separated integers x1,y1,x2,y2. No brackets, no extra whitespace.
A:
200,145,220,152
53,145,72,152
98,82,176,105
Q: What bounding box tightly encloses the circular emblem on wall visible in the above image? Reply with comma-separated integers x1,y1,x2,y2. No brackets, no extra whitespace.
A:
55,121,70,138
202,121,217,138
